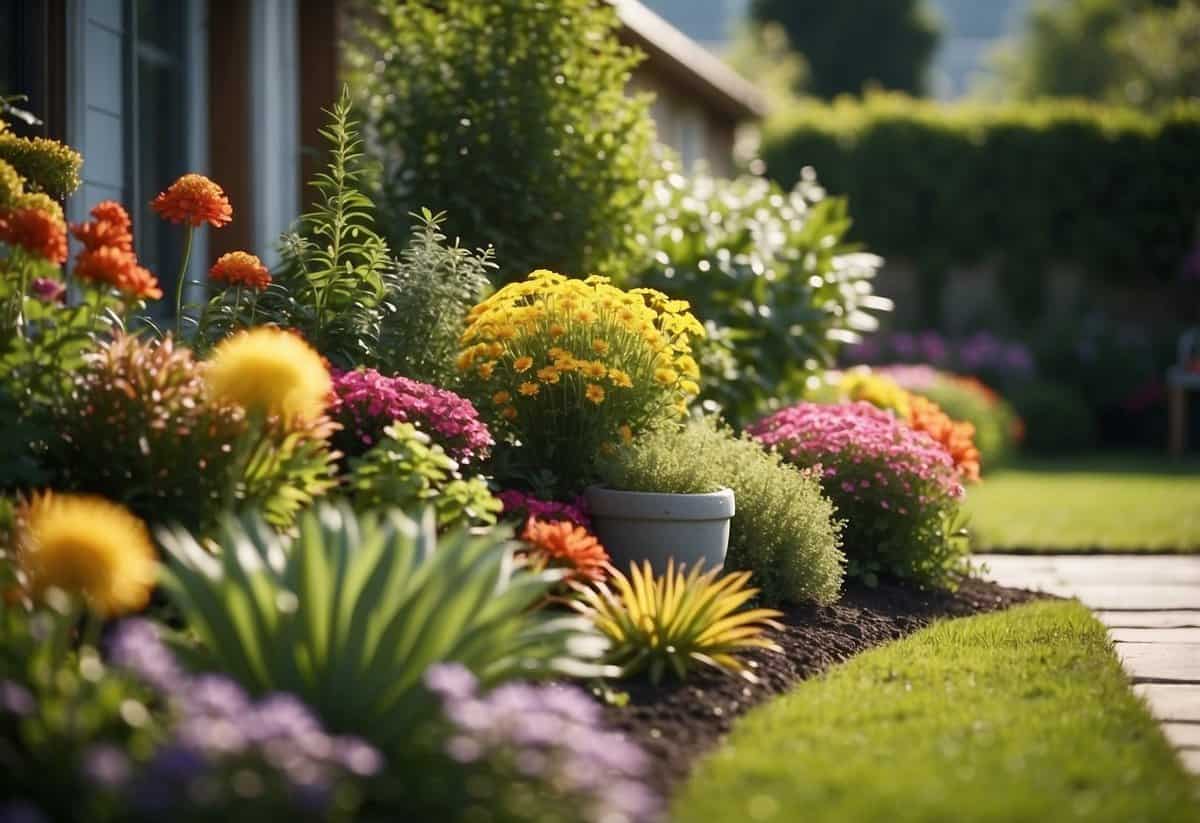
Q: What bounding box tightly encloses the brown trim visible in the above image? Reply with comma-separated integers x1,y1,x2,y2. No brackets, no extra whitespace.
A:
207,0,253,257
298,0,342,208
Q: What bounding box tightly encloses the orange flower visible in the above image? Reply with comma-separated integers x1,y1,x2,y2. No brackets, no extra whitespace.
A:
71,201,133,251
520,517,610,582
74,247,162,300
209,250,270,290
151,173,232,227
908,395,981,483
0,206,67,263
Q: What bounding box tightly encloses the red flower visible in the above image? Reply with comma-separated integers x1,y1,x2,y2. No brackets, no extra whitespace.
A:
151,174,232,228
71,200,133,251
0,206,68,264
74,246,162,300
520,517,610,582
209,250,270,290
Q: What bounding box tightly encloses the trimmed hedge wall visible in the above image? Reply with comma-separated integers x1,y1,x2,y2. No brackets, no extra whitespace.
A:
760,94,1200,323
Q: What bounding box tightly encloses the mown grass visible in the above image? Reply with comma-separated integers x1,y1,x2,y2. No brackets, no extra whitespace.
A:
963,454,1200,553
673,601,1198,823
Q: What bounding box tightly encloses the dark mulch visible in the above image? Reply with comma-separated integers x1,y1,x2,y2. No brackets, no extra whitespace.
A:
601,576,1042,796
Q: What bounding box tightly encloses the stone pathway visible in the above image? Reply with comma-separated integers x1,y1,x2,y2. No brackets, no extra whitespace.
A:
978,554,1200,775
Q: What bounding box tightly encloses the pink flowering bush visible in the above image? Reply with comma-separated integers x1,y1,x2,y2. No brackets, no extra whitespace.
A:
748,401,967,586
330,368,493,465
497,489,590,528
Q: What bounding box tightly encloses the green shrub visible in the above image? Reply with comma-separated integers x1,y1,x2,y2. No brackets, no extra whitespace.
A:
597,418,844,605
760,93,1200,324
636,166,888,424
1008,379,1097,455
375,209,495,386
351,0,660,283
344,422,501,530
158,504,610,748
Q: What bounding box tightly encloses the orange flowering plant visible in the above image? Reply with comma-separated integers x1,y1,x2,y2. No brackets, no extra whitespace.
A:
458,270,704,493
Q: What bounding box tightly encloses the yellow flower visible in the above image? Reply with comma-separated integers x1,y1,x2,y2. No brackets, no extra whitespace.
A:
487,343,504,358
680,379,701,395
654,367,679,387
583,360,608,379
618,424,633,443
205,328,331,422
493,390,512,405
455,349,476,371
502,406,518,420
585,384,606,404
478,361,497,380
608,368,633,388
548,347,569,361
17,492,157,617
676,355,700,379
555,357,579,372
513,356,534,373
549,324,566,338
537,366,561,384
591,339,610,355
495,325,517,341
576,308,597,324
519,381,540,397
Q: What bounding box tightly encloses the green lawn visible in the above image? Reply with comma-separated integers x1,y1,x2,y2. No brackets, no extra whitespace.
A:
673,601,1198,823
963,454,1200,553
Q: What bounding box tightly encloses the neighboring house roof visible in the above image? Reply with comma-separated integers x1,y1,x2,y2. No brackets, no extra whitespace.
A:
612,0,766,122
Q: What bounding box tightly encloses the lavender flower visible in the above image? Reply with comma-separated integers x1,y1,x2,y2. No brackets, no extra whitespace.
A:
29,278,66,304
0,679,35,717
424,663,661,823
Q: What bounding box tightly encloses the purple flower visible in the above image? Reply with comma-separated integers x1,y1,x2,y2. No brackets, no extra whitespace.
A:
29,278,65,304
0,680,35,716
107,619,185,693
0,801,48,823
497,489,591,527
82,744,132,789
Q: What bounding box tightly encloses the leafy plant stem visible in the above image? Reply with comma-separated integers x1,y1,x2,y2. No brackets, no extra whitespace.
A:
174,225,195,338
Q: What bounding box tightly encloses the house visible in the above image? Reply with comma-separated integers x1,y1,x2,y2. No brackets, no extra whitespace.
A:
3,0,762,295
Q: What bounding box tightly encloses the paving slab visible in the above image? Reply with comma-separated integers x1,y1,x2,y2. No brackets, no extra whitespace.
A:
1097,611,1200,629
1134,684,1200,722
1180,749,1200,774
1117,643,1200,682
979,555,1200,585
1110,628,1200,644
1163,723,1200,750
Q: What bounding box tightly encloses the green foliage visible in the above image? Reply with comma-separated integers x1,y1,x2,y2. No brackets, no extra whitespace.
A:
352,0,661,283
995,0,1191,107
751,0,941,98
1007,379,1097,455
43,334,338,533
375,210,495,385
761,93,1200,325
158,504,610,748
637,165,888,424
597,419,844,605
569,560,783,684
344,422,501,531
674,601,1200,823
0,130,82,197
252,88,391,366
914,374,1021,467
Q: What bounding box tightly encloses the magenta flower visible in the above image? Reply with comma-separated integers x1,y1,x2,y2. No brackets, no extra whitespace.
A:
497,489,590,528
30,277,66,304
330,368,493,464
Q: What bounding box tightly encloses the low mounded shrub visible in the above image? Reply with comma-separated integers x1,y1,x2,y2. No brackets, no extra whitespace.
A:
749,402,967,587
1008,379,1097,455
596,418,844,605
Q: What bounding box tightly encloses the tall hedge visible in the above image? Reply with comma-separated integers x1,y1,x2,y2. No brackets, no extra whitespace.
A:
760,94,1200,325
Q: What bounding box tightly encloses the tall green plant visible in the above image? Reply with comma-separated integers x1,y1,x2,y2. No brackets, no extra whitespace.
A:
253,87,390,365
158,504,611,748
351,0,661,283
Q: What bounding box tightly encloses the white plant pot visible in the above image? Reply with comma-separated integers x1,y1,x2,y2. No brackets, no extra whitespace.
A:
584,486,735,575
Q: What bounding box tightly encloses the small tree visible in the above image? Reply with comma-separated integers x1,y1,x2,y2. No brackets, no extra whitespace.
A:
751,0,941,98
351,0,661,283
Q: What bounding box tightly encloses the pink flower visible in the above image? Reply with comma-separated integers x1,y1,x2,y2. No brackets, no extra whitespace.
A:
498,489,591,528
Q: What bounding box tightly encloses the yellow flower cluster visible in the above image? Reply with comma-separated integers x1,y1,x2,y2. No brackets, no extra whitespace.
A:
458,270,704,487
839,369,912,421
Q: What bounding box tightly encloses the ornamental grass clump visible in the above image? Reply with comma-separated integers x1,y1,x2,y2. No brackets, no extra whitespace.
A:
423,664,661,823
596,418,844,605
569,559,783,684
330,367,492,464
458,270,704,493
749,401,968,587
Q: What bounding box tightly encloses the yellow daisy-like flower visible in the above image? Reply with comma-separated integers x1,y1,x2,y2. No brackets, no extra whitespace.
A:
576,308,597,324
493,390,512,405
680,379,701,395
618,424,633,443
583,360,608,379
205,328,331,422
654,367,679,387
513,356,534,373
17,492,157,617
478,361,497,380
487,343,505,358
608,369,633,388
537,366,561,384
518,381,540,397
549,324,566,339
495,325,517,341
455,349,476,371
548,347,569,361
555,357,579,373
502,406,518,420
585,384,606,404
676,355,700,379
591,339,610,355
